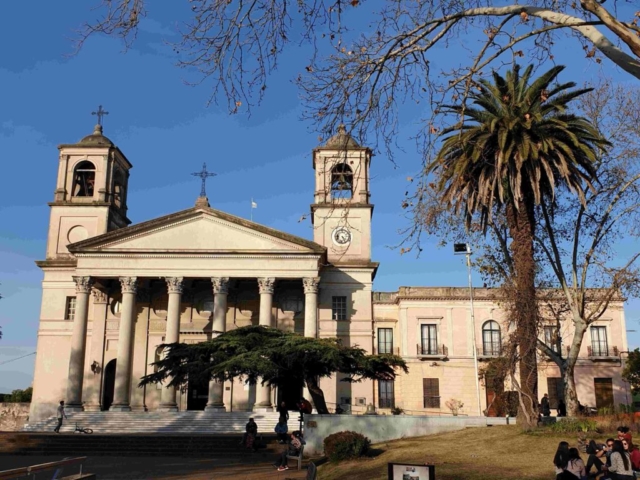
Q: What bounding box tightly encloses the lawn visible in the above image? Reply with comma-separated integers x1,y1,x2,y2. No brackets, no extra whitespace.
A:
317,425,588,480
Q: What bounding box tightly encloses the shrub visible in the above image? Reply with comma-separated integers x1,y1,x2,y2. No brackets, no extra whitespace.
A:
391,407,404,415
546,418,599,434
323,431,371,462
445,398,464,416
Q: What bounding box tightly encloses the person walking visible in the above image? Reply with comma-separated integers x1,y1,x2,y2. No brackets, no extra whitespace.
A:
274,418,288,444
53,400,67,433
277,401,289,423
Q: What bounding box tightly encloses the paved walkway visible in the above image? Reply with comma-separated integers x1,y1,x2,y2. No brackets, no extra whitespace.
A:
0,454,311,479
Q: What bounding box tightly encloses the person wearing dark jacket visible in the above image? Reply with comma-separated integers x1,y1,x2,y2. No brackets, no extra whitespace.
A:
541,394,551,417
241,418,258,451
277,401,289,422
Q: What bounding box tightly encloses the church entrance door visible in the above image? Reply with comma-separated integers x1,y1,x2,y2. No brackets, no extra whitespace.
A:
102,359,116,411
187,375,209,410
278,380,304,412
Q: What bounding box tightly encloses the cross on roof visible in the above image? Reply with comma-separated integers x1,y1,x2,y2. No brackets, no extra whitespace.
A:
91,105,109,126
191,163,217,197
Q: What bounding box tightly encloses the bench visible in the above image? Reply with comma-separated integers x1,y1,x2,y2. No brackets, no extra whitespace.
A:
287,444,305,470
306,461,317,480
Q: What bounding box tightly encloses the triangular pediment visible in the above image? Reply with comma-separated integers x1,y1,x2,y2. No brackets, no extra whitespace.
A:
68,206,325,255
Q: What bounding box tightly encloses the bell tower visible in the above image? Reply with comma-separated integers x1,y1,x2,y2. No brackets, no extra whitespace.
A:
45,122,132,259
310,125,373,264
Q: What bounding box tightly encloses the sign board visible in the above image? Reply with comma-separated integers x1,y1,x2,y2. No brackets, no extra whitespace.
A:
387,463,435,480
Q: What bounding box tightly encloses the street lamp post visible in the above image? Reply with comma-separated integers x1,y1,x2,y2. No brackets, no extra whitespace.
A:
454,243,483,417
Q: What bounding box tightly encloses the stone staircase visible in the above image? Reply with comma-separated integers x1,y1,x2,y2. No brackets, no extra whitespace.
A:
22,411,287,434
0,432,282,457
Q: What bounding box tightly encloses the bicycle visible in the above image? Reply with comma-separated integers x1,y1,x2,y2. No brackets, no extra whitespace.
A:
74,422,93,434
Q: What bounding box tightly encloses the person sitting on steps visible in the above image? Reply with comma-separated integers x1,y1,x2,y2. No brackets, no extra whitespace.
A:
240,418,258,452
273,431,303,472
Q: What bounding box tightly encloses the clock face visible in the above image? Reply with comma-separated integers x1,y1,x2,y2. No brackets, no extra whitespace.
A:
332,227,352,246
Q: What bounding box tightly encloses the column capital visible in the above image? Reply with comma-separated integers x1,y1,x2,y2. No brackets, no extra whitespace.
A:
91,288,108,304
73,276,93,294
119,276,138,294
303,277,321,294
258,277,276,295
165,277,184,294
211,277,230,294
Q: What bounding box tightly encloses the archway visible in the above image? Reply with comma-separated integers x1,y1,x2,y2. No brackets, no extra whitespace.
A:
102,359,116,411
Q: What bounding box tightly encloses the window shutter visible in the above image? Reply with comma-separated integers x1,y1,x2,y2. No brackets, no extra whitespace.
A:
423,378,440,408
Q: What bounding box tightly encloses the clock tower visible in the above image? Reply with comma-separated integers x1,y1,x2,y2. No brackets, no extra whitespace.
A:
311,125,373,264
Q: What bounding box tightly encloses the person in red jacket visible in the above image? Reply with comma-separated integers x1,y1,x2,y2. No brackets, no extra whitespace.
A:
622,434,640,471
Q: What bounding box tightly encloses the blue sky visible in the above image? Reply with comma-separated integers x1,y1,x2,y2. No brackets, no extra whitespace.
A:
1,2,639,392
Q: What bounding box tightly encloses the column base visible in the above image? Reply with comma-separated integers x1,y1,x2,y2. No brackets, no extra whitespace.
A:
64,404,84,413
204,404,227,412
253,405,274,412
109,404,132,412
157,404,179,412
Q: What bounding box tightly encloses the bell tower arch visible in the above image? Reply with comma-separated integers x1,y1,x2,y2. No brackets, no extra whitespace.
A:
45,123,132,259
311,125,373,265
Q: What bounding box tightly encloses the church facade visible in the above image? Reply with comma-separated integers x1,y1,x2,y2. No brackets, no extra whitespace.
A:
29,124,630,421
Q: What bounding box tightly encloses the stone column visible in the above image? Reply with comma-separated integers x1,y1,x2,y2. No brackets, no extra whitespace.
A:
85,288,109,412
206,277,230,412
65,276,93,412
110,276,137,411
158,277,184,412
254,277,275,411
303,277,320,338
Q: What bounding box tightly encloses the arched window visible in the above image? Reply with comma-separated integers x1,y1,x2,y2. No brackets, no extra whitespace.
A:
113,170,125,208
331,163,353,199
72,161,96,197
482,320,501,356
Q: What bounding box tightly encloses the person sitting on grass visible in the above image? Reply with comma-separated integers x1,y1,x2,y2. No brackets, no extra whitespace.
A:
274,418,288,444
621,435,640,472
554,441,570,480
566,448,587,480
586,438,614,476
617,426,630,442
273,431,303,472
606,440,634,480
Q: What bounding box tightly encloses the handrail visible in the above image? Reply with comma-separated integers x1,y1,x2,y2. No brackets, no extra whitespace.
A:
0,456,87,480
0,467,29,480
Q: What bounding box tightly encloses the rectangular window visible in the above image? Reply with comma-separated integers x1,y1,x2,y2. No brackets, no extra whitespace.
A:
423,378,440,408
544,326,559,353
591,326,608,356
594,378,614,410
378,380,395,409
547,377,563,410
377,328,393,354
420,325,438,355
331,296,347,321
65,296,77,321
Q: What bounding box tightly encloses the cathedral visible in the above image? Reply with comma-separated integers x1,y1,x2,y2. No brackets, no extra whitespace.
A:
29,122,630,422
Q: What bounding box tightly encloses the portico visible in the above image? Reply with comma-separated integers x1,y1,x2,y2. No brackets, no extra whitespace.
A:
56,200,324,413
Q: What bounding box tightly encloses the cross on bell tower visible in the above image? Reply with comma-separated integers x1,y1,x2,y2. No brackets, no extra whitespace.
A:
91,105,109,126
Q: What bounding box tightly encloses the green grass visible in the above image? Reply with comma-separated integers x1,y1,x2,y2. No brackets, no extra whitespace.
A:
317,425,594,480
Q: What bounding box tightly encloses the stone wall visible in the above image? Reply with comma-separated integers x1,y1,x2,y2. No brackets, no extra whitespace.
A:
302,414,514,455
0,403,30,431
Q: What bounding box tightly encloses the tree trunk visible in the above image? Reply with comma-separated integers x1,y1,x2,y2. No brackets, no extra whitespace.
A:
304,376,329,414
506,200,539,429
563,320,587,416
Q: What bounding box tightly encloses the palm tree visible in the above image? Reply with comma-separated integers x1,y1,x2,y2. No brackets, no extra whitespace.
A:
428,64,608,427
